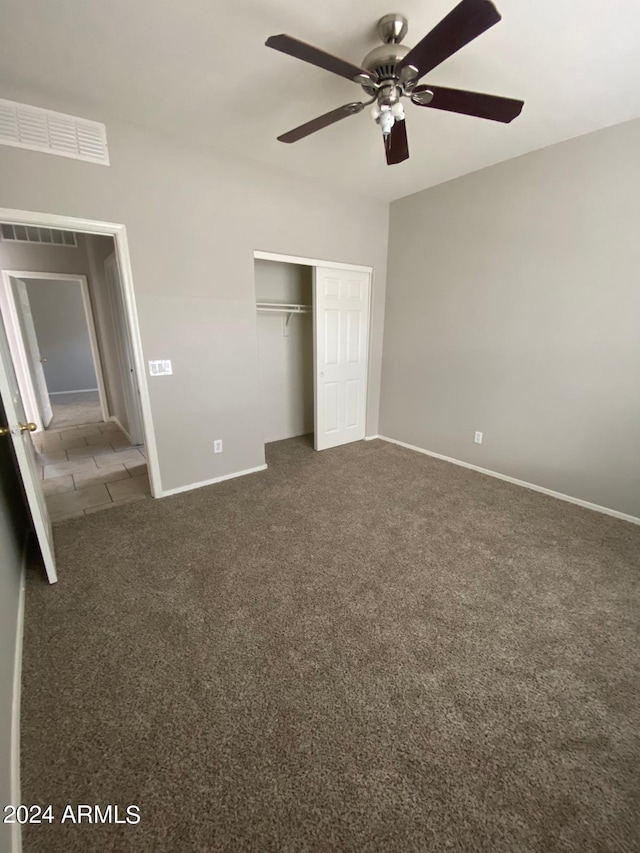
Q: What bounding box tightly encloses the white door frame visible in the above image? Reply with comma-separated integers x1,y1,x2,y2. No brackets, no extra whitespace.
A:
0,270,110,426
253,250,374,445
0,207,162,498
103,252,145,445
254,250,372,274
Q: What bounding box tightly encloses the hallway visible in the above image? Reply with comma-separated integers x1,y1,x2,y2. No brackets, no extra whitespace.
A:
47,390,102,429
33,420,150,521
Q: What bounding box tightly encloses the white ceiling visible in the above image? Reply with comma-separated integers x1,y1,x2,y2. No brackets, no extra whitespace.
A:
1,0,640,201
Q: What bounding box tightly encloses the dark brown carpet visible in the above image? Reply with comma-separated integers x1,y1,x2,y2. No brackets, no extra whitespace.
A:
21,436,640,852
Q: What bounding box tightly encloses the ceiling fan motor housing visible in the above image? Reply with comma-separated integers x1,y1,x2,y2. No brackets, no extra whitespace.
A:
361,42,410,84
360,13,411,87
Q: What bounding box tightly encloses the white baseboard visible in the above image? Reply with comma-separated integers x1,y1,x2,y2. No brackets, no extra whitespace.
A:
109,415,132,444
364,435,380,441
378,435,640,526
160,464,268,498
49,388,98,395
11,539,27,853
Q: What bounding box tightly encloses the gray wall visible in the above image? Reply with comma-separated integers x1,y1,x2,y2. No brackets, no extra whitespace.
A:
255,261,313,443
0,85,388,493
84,235,130,433
24,278,97,393
381,118,640,518
0,237,91,277
0,395,28,853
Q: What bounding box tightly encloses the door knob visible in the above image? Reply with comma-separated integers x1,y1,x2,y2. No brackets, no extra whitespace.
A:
0,427,9,436
40,357,47,363
19,422,37,433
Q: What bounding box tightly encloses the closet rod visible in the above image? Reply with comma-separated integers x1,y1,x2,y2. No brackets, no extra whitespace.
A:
256,302,311,314
256,302,312,335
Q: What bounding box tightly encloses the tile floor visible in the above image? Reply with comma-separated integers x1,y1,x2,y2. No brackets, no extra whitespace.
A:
33,421,151,523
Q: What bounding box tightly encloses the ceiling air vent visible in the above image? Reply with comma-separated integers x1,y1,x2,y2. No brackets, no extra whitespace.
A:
0,98,109,166
0,223,78,247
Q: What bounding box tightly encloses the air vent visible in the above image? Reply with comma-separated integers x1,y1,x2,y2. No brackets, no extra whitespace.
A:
0,223,78,247
0,98,109,165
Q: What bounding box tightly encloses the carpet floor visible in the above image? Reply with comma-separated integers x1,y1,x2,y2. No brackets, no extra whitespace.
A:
21,436,640,852
48,391,102,429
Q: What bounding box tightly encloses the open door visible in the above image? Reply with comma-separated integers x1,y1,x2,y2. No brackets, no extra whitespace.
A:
11,278,53,428
104,253,144,445
0,314,57,583
313,266,370,451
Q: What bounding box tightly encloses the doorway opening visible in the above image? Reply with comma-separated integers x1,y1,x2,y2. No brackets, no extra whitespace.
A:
1,271,108,430
0,209,160,582
253,251,372,461
255,259,314,446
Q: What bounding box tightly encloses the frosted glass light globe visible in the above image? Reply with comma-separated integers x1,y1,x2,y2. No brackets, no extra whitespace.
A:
379,110,394,136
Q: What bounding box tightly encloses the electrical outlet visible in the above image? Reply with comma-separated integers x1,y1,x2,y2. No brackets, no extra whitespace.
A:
474,431,483,444
214,439,223,454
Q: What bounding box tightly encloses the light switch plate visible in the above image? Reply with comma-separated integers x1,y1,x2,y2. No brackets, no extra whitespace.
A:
148,359,172,376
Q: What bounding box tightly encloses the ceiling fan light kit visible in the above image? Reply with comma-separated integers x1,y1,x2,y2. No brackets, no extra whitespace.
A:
266,0,524,165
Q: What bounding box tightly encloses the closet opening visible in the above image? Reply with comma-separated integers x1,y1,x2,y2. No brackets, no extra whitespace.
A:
255,259,313,448
253,251,372,460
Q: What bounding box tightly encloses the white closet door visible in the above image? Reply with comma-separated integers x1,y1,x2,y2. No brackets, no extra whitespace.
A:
313,267,370,450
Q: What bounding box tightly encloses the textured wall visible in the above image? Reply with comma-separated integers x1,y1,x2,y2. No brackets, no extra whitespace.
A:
84,235,130,434
381,118,640,518
24,278,97,393
0,237,90,277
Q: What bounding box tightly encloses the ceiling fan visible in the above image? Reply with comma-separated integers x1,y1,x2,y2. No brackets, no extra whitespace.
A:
266,0,524,165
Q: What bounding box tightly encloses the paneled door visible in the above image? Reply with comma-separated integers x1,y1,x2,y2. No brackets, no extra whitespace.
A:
12,278,53,427
0,313,57,583
313,267,370,450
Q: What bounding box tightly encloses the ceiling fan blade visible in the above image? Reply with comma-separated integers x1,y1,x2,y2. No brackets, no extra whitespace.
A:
412,85,523,123
266,34,374,84
398,0,501,79
278,102,365,143
385,119,409,165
